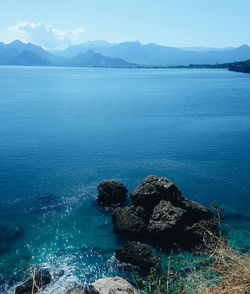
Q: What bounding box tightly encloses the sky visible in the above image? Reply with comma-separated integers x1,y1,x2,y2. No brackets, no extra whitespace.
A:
0,0,250,50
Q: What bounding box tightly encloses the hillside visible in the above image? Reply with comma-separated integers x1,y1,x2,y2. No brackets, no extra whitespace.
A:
0,40,65,66
63,50,136,67
228,60,250,73
10,51,52,66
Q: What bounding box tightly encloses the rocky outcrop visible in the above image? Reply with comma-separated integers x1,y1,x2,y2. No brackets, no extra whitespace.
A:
147,200,187,240
112,206,148,236
116,241,160,271
15,269,51,294
179,199,213,224
97,180,127,207
62,285,86,294
131,175,184,210
89,277,141,294
182,218,220,250
112,175,219,250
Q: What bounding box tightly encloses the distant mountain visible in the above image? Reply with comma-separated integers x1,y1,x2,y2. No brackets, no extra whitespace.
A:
53,41,250,66
94,41,150,64
10,51,52,66
51,40,114,58
63,50,136,67
0,40,65,66
54,41,148,63
0,40,136,68
180,47,235,52
1,40,250,68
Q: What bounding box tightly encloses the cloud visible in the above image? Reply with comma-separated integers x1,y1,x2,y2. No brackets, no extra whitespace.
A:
8,22,85,49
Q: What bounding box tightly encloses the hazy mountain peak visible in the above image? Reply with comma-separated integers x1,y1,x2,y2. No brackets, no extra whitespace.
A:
50,40,114,58
7,40,45,52
238,44,250,50
82,40,113,47
9,40,26,47
65,49,136,67
118,41,142,46
75,49,98,58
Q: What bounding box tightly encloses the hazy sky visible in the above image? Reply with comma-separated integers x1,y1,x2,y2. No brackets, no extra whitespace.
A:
1,0,250,49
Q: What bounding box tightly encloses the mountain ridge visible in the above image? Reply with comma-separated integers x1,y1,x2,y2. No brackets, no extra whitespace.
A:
52,40,250,66
1,40,250,68
0,40,136,67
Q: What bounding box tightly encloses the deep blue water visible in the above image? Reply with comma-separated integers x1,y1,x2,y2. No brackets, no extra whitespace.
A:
0,67,250,293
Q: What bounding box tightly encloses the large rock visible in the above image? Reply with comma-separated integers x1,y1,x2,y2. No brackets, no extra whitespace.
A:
131,175,184,210
179,199,213,224
15,269,51,294
147,200,187,239
112,206,148,236
62,285,86,294
97,180,127,207
110,175,218,250
181,218,220,250
116,241,160,271
89,277,141,294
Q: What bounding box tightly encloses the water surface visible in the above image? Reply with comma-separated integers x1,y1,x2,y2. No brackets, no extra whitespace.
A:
0,67,250,293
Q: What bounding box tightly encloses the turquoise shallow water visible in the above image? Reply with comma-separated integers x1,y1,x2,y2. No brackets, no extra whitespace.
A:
0,67,250,293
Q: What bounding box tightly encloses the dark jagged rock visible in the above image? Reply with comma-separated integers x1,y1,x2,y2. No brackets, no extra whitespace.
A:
112,206,148,236
15,269,51,294
116,241,160,271
97,180,127,207
62,285,86,294
147,200,187,239
111,175,219,250
89,276,141,294
131,175,184,210
179,199,213,224
181,218,220,250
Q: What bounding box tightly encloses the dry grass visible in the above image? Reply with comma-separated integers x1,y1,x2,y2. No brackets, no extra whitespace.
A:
134,234,250,294
197,243,250,294
31,266,43,294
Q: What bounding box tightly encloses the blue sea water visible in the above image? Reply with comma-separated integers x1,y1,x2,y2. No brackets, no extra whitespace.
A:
0,67,250,293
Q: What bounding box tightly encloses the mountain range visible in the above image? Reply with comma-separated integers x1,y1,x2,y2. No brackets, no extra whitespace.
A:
52,41,250,66
1,40,250,67
0,40,135,67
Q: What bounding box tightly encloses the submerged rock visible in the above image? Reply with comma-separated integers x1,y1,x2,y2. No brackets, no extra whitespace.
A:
15,269,51,294
112,206,148,236
0,225,23,254
97,180,127,207
62,285,86,294
182,218,220,250
89,276,141,294
116,241,160,271
131,175,184,210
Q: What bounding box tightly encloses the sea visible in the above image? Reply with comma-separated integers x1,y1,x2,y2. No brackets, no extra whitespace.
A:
0,67,249,293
